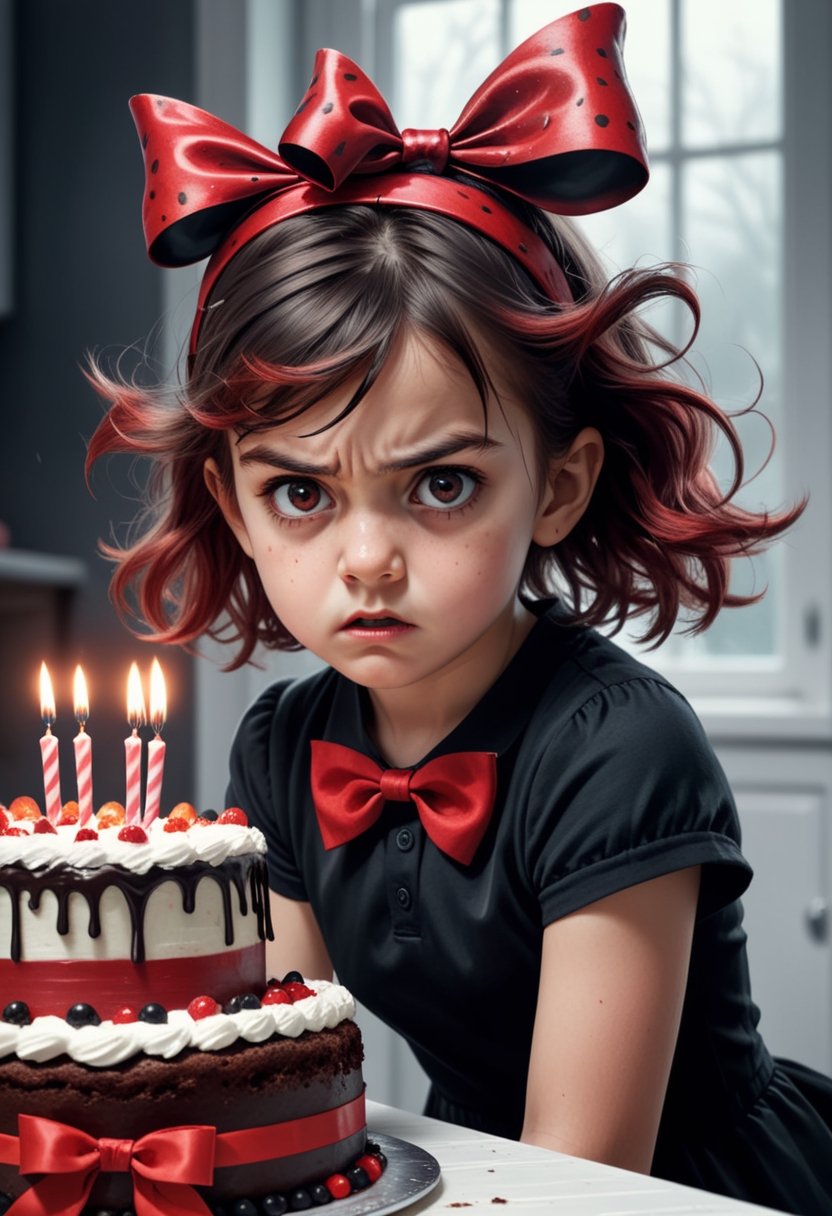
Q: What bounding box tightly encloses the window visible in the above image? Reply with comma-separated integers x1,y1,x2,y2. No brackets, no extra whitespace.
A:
362,0,832,730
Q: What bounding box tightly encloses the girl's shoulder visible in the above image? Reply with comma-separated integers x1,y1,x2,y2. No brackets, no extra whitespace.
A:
232,664,340,760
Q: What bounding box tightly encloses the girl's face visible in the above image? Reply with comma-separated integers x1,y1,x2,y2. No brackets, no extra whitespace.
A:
208,329,595,711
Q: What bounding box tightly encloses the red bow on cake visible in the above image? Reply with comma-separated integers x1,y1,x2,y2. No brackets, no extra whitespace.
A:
311,741,498,865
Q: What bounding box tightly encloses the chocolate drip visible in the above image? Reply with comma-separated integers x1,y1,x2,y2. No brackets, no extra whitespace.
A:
0,855,272,963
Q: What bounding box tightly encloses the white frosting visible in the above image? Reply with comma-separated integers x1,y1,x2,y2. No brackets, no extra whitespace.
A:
1,981,355,1067
0,818,267,870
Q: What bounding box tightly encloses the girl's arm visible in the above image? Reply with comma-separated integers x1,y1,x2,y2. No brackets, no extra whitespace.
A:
521,865,701,1172
267,891,334,982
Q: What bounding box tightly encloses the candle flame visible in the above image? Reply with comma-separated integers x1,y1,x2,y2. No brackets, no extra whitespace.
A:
40,662,56,726
149,658,167,734
73,665,89,724
127,662,146,730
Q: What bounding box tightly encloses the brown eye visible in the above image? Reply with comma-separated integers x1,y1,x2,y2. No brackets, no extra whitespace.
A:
413,468,479,510
271,479,332,518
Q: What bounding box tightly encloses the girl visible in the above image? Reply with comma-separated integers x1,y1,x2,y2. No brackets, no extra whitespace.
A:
86,6,832,1213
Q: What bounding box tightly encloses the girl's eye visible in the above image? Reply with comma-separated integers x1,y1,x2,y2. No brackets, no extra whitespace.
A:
412,468,480,510
269,478,333,518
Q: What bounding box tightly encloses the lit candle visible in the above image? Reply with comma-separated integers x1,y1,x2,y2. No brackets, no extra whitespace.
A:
143,658,167,826
125,663,146,825
73,665,94,827
39,662,63,823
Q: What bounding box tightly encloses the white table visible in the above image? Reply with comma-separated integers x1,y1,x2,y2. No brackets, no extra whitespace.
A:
366,1100,784,1215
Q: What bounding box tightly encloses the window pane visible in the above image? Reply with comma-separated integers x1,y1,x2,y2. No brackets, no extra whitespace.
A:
510,0,671,152
576,159,672,273
393,0,500,127
682,0,782,148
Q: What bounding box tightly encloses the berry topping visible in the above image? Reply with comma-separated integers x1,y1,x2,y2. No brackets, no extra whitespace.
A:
199,809,219,821
9,796,41,821
2,1001,31,1026
96,801,126,828
282,970,304,985
261,1196,289,1216
66,1003,101,1028
33,818,57,835
169,801,198,823
118,825,149,844
74,828,99,842
237,993,261,1011
309,1182,332,1205
262,987,292,1006
324,1175,351,1200
138,1003,168,1024
187,995,220,1020
3,827,27,837
0,807,8,831
57,800,80,825
357,1154,383,1182
163,815,190,833
218,806,248,826
283,982,317,1002
346,1165,370,1191
224,995,244,1015
288,1190,312,1211
232,1200,259,1216
112,1007,138,1024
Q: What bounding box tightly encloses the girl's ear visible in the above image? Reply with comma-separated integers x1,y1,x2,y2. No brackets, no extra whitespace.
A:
532,426,604,547
204,457,254,558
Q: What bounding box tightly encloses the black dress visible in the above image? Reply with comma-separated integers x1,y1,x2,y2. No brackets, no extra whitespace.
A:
228,600,832,1215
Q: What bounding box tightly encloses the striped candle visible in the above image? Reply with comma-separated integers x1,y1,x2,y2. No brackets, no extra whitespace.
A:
73,665,94,827
142,658,167,826
39,662,62,823
125,663,146,825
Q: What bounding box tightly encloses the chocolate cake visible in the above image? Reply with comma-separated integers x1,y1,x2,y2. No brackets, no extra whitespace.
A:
0,804,378,1214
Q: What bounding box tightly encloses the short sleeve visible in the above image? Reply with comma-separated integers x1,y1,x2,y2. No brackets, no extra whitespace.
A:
523,677,752,924
226,679,309,901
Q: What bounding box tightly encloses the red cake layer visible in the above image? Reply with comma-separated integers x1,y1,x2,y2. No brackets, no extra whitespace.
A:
0,941,265,1019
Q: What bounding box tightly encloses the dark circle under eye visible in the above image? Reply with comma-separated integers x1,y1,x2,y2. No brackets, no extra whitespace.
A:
413,469,478,509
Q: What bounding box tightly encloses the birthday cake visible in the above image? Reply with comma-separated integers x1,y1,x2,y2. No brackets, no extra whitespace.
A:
0,799,379,1214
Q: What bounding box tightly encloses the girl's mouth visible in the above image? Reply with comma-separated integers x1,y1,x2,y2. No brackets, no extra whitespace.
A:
340,614,415,634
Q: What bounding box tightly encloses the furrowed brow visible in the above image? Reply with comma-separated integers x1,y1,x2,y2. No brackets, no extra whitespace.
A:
237,431,501,478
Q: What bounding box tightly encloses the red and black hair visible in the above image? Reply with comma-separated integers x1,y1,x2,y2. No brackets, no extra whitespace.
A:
85,198,804,669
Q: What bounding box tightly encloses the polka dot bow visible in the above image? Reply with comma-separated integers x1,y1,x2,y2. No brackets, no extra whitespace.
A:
129,3,648,345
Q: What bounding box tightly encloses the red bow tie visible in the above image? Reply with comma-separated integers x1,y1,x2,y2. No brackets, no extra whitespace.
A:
310,740,498,865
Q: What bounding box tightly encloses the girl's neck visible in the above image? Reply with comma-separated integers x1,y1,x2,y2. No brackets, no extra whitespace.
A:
365,602,538,768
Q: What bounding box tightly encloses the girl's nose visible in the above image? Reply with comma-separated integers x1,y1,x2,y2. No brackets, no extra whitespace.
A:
336,515,406,586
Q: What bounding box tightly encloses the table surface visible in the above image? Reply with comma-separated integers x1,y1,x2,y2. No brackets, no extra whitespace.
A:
366,1100,784,1216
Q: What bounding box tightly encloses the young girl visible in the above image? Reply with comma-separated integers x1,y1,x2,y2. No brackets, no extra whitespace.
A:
86,5,832,1213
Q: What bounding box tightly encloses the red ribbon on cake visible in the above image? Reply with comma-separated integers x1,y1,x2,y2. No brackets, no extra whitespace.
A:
0,1094,365,1215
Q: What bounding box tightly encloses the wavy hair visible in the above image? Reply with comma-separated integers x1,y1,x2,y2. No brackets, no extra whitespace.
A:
85,196,805,668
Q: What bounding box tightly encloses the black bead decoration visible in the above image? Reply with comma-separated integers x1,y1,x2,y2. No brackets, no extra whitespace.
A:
138,1003,168,1024
310,1183,332,1205
282,971,304,985
261,1196,289,1216
288,1189,313,1211
200,809,219,821
238,993,261,1010
232,1200,258,1216
3,1000,31,1026
346,1166,370,1190
66,1003,101,1028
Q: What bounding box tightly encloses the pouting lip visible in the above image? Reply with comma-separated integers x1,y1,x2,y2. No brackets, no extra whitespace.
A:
340,611,413,629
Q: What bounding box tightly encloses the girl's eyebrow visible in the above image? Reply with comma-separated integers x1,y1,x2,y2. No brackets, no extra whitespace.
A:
237,431,502,477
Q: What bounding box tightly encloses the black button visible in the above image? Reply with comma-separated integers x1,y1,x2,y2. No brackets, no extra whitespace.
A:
395,885,411,909
396,828,414,851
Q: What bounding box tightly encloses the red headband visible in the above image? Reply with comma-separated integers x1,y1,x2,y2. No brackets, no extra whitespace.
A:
129,3,648,357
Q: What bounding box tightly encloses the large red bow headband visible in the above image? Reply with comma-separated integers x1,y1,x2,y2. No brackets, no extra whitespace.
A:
129,3,648,356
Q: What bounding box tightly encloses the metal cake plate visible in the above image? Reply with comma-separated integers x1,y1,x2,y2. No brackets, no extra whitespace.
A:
332,1131,441,1216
